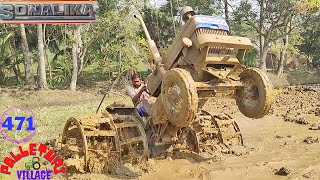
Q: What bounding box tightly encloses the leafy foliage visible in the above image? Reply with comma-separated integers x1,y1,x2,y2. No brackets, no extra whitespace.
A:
0,32,14,82
0,0,319,88
298,13,320,68
244,49,259,67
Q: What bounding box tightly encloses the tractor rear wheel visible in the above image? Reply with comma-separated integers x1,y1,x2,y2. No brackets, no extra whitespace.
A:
161,68,198,127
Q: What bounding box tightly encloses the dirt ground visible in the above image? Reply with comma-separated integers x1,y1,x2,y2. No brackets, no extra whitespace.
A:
0,83,319,180
59,86,320,180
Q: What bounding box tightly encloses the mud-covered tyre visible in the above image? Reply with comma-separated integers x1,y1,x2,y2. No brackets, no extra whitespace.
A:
236,68,274,118
161,68,198,127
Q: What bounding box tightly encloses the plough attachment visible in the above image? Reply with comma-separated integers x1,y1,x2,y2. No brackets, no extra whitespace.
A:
61,108,148,173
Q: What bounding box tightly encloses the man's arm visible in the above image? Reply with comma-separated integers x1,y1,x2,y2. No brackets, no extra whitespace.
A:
131,86,147,104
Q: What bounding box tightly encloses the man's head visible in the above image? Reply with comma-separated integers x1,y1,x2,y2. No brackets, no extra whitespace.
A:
181,6,196,23
131,74,142,88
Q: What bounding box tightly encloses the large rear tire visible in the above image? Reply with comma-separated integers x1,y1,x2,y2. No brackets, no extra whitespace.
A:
236,68,274,118
161,68,198,127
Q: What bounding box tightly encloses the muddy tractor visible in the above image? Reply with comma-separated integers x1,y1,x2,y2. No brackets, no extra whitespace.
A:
60,6,274,173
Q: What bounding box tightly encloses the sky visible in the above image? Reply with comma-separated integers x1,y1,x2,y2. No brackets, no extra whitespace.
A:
149,0,168,7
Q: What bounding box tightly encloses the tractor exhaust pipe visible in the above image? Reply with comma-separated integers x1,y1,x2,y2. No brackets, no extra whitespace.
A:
134,14,152,41
134,14,164,72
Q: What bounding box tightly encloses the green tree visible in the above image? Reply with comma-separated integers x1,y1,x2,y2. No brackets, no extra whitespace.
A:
299,11,320,68
233,0,316,72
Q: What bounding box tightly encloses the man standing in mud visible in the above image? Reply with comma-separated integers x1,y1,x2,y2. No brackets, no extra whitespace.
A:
126,73,152,116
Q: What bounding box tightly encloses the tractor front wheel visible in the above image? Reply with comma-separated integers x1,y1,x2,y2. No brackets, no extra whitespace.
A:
236,68,274,118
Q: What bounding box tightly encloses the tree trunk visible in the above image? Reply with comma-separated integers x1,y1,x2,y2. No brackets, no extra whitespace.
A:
37,24,49,90
20,24,34,85
276,22,290,77
259,0,267,72
43,24,53,80
169,0,176,35
259,35,268,72
12,65,21,82
77,47,86,76
0,70,5,84
276,47,286,77
259,46,268,72
224,0,230,34
118,50,122,75
77,27,85,76
17,64,22,80
70,25,81,91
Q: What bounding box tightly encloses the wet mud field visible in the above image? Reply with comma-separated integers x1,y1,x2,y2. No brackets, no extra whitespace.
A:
50,86,320,180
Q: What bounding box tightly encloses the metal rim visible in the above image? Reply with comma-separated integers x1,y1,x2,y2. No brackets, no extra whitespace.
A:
61,118,88,171
241,78,260,108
